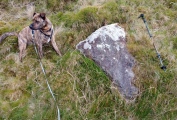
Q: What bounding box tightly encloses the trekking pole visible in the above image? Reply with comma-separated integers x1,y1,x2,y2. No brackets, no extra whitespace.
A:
138,14,166,71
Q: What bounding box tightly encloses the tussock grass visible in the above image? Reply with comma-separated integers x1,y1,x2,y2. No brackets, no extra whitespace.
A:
0,0,177,119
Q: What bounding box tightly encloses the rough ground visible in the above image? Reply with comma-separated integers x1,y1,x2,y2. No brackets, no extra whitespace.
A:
0,0,177,119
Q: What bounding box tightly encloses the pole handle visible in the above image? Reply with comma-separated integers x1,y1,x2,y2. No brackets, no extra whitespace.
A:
139,14,152,38
138,14,146,23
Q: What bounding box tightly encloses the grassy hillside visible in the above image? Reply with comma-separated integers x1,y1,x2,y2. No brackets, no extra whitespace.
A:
0,0,177,119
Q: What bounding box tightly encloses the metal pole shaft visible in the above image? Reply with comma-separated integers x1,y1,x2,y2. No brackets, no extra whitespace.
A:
139,14,166,71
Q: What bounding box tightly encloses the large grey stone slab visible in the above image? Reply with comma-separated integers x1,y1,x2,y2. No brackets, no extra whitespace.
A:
76,23,138,100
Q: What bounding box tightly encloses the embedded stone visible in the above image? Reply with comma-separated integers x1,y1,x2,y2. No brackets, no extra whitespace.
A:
76,23,138,100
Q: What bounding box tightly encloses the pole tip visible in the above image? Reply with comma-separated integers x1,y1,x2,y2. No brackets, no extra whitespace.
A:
161,65,167,71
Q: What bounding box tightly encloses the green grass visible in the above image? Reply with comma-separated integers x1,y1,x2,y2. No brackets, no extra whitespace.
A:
0,0,177,119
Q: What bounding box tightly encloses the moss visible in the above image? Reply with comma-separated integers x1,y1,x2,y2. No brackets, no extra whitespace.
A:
57,12,75,27
103,1,118,11
51,7,98,28
75,55,110,90
46,0,57,9
50,12,64,26
0,27,10,35
101,1,128,24
172,37,177,49
46,0,78,11
76,7,98,23
9,106,28,120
